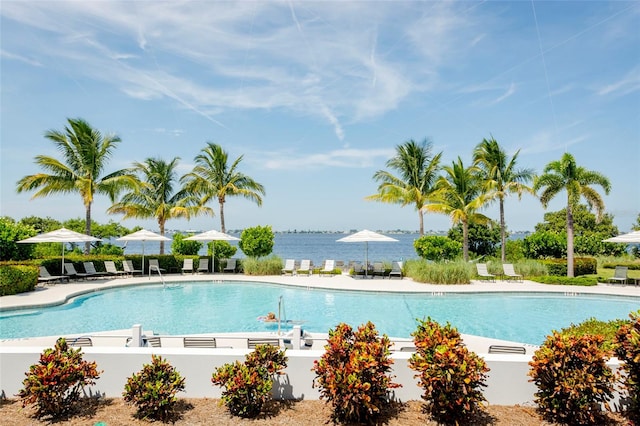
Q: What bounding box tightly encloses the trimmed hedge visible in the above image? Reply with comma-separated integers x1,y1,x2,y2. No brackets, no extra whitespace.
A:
529,276,598,286
543,257,597,276
0,264,38,296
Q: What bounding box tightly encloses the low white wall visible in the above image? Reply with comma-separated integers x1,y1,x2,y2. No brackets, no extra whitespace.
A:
0,347,621,407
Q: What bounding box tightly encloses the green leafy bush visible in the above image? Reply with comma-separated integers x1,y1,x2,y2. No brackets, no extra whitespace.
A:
560,317,628,351
123,354,186,421
239,225,274,258
614,310,640,424
0,217,36,261
528,275,598,286
241,255,283,275
171,232,203,255
18,338,101,419
212,344,287,418
413,235,462,261
312,321,400,424
543,256,597,276
409,317,489,424
522,231,566,259
528,331,614,425
0,264,37,295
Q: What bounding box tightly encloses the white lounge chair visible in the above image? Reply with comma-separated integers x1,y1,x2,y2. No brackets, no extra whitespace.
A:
609,266,628,285
83,261,104,278
475,263,496,282
38,266,69,284
319,259,335,277
104,261,126,277
123,260,142,276
282,259,295,275
64,263,91,280
148,259,165,274
372,261,385,278
182,258,194,274
197,258,209,273
183,337,217,348
223,258,237,273
297,259,312,276
388,261,403,279
502,263,523,282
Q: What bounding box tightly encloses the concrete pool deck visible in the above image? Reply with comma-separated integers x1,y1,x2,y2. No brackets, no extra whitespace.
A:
1,272,638,311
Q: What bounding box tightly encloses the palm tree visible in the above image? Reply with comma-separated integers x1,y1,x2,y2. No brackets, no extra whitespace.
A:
472,137,535,262
181,143,265,233
107,157,213,254
16,118,136,254
426,157,490,261
365,139,442,235
533,152,611,277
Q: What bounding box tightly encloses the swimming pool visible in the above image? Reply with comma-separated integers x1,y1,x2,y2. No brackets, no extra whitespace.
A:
1,282,638,345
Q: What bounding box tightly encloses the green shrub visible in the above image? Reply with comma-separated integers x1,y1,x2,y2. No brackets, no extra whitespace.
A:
18,338,101,419
239,225,274,258
528,275,598,286
614,310,640,425
312,321,400,424
512,259,548,277
212,344,287,418
0,264,37,295
404,259,472,284
0,217,36,261
560,317,628,351
413,235,462,261
241,255,283,275
171,232,203,255
522,231,566,259
528,332,614,425
409,317,489,424
123,354,186,421
544,257,597,276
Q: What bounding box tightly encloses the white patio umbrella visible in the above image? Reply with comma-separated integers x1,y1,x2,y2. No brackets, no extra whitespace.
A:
603,230,640,243
337,229,398,277
18,227,102,274
117,229,170,273
185,229,239,272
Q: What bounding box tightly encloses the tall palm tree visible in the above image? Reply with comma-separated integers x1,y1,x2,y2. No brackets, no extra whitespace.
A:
365,139,442,235
426,157,490,261
533,152,610,277
472,137,535,262
16,118,136,254
107,157,213,254
181,143,265,233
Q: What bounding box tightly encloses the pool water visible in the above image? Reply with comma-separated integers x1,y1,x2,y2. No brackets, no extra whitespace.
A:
1,282,638,345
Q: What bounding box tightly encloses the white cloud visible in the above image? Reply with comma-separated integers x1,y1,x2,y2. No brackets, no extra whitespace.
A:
263,148,394,170
0,49,42,67
596,67,640,97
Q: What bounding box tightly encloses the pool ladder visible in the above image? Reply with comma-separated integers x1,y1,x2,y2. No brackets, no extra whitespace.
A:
149,267,166,288
277,295,287,335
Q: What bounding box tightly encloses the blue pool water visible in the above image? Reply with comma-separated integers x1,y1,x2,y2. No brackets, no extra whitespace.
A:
1,282,638,345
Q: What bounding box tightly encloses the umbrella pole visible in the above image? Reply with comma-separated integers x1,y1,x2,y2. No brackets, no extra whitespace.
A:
211,242,215,273
142,242,145,275
61,243,65,275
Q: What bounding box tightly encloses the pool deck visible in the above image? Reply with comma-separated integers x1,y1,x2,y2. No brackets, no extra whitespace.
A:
1,272,638,311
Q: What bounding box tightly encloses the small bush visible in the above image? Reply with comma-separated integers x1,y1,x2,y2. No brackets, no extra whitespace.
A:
409,317,489,424
560,317,628,351
528,275,598,286
404,259,472,284
312,321,400,424
544,257,597,276
212,344,287,418
123,354,186,421
528,331,614,425
0,264,37,295
414,235,462,261
241,255,283,275
614,310,640,424
18,338,101,419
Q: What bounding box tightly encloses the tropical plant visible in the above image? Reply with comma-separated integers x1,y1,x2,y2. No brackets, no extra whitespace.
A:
473,137,535,261
535,203,619,236
312,321,400,424
18,338,101,419
426,157,490,261
614,310,640,425
239,225,274,258
0,217,36,261
366,139,442,235
448,220,501,257
181,143,265,233
107,157,212,254
19,216,62,233
123,354,186,421
409,317,489,424
171,232,203,255
413,235,461,261
533,153,611,277
212,344,287,418
16,118,136,254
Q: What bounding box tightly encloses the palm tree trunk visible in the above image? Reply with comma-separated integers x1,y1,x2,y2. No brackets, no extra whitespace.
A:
418,210,424,236
499,198,506,262
219,200,226,234
566,203,574,277
159,220,165,255
462,219,469,261
84,203,92,255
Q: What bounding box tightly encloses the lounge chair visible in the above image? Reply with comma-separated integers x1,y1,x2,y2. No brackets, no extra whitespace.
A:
372,261,385,278
282,259,295,275
38,266,69,284
319,259,335,277
475,263,496,282
297,259,312,276
83,261,105,278
351,262,365,277
148,259,165,274
182,258,194,274
247,338,280,349
197,258,209,273
64,262,91,280
123,260,143,276
183,337,217,348
488,345,526,354
68,337,93,347
609,266,628,285
388,261,403,279
502,263,523,282
104,261,126,277
223,258,237,273
145,336,162,347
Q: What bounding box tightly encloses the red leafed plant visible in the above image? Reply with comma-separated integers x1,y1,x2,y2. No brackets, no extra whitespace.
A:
409,317,489,425
18,338,101,419
614,310,640,425
528,331,614,425
312,321,401,424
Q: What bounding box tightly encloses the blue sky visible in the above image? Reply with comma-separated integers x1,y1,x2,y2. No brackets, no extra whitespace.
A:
1,1,639,234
